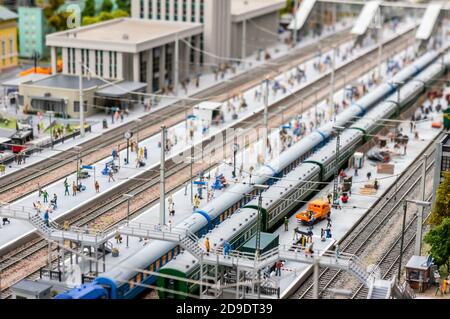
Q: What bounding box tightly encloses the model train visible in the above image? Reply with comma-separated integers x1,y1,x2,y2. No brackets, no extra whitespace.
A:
54,50,447,299
156,56,449,299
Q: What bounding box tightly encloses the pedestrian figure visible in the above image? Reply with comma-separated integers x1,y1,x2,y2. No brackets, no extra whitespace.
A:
42,190,49,203
2,217,11,225
95,180,100,193
108,169,115,182
327,193,332,204
205,237,210,253
321,228,325,242
169,202,175,216
223,241,231,257
51,193,57,209
374,178,379,190
354,167,358,176
72,181,77,196
64,180,70,196
275,260,283,276
367,171,372,180
44,210,49,227
144,147,148,160
193,194,200,210
284,217,289,231
38,183,42,197
115,231,123,244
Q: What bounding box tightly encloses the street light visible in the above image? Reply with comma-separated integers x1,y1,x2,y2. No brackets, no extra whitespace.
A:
124,131,132,165
332,126,345,209
74,146,82,188
232,142,240,178
398,199,431,281
46,110,55,149
254,184,269,299
123,193,134,248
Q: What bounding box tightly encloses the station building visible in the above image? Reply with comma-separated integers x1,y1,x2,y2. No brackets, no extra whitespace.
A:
130,0,286,62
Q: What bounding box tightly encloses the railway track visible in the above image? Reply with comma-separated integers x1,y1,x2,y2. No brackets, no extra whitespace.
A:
0,30,416,298
292,130,443,299
0,29,354,202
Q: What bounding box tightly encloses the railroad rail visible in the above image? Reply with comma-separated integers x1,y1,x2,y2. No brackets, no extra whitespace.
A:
292,130,443,299
0,30,354,201
0,30,416,299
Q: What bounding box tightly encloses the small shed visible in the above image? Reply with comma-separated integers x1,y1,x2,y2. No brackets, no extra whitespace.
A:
11,280,52,299
239,232,279,255
405,255,432,292
193,102,222,125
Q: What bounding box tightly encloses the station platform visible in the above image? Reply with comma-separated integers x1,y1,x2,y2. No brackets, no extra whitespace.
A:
0,20,417,253
273,96,449,298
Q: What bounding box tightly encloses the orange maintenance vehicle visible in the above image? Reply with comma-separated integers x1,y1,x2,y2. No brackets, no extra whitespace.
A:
295,199,331,224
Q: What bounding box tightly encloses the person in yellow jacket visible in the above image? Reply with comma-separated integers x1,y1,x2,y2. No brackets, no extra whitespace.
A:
193,194,200,210
205,237,210,253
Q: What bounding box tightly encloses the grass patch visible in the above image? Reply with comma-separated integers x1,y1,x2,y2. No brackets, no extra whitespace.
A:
0,116,16,130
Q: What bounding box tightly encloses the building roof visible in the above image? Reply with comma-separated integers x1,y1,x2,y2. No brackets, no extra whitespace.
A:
0,6,18,21
231,0,286,22
2,73,51,88
46,18,203,53
11,280,52,294
95,81,147,98
29,74,107,90
405,255,430,271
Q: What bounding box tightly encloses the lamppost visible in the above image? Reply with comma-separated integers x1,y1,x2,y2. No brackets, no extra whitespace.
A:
135,118,142,150
232,142,240,178
123,193,134,248
332,126,345,209
254,184,269,299
46,110,55,149
398,199,431,281
74,146,82,188
124,131,132,165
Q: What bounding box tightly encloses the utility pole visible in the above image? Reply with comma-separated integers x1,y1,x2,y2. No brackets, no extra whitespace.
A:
160,126,167,227
254,184,268,299
313,258,319,299
174,33,179,96
74,146,81,188
398,201,407,281
242,19,247,60
293,0,299,47
414,154,427,256
377,7,383,81
329,46,336,122
79,62,85,137
332,126,344,208
263,78,269,154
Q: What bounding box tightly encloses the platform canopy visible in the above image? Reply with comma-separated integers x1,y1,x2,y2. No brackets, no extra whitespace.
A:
415,3,443,40
95,81,147,98
288,0,317,31
351,0,381,35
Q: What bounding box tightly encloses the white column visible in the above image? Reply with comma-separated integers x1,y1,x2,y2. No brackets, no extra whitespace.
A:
62,48,68,74
89,50,95,74
117,52,123,79
195,0,201,23
75,49,82,75
187,0,192,22
131,0,140,18
51,47,57,74
133,53,140,82
169,0,175,21
103,51,110,79
143,0,149,18
152,0,157,18
242,20,246,59
194,35,200,73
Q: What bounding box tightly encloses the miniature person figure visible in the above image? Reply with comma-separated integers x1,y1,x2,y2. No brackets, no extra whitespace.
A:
284,217,289,231
193,194,200,210
169,201,175,216
205,237,210,253
108,169,115,182
42,190,48,203
367,171,372,180
275,260,283,276
64,179,70,196
72,181,77,196
223,241,231,257
95,180,100,193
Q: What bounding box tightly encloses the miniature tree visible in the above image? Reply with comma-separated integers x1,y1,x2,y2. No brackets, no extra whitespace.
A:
429,171,450,226
101,0,113,12
424,218,450,272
